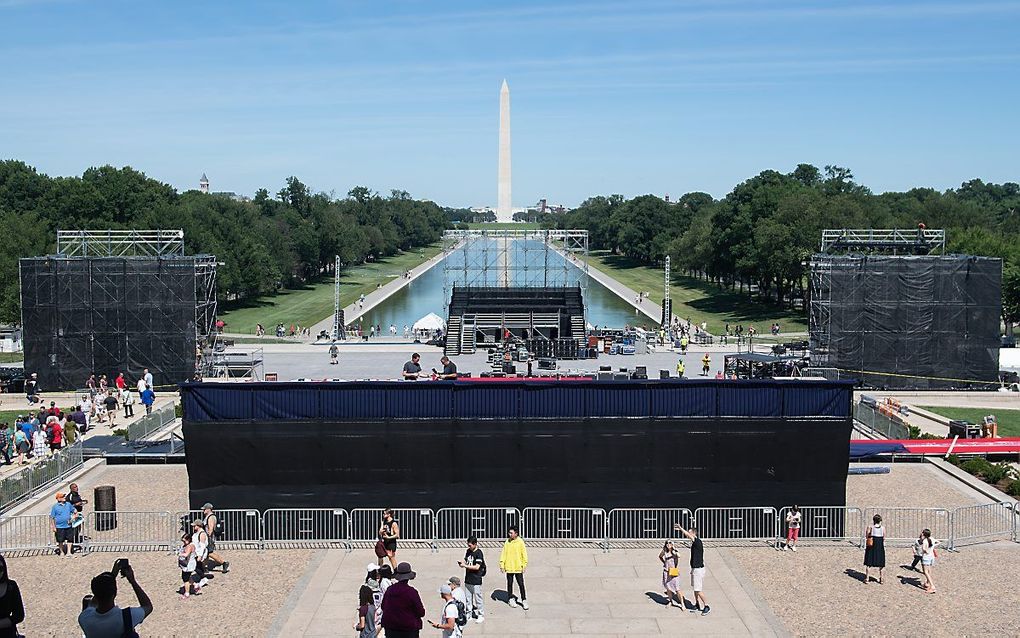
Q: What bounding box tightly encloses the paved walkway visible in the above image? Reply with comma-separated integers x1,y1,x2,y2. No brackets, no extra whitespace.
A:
274,547,787,637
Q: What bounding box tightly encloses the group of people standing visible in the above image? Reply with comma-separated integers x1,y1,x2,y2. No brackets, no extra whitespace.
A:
177,503,231,599
863,514,941,593
356,514,530,637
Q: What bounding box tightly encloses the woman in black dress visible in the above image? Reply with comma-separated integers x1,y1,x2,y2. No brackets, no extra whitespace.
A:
378,508,400,570
863,514,886,584
0,555,25,638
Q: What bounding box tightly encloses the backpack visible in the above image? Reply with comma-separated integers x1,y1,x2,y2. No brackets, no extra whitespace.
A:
120,607,139,638
205,513,225,540
448,599,468,627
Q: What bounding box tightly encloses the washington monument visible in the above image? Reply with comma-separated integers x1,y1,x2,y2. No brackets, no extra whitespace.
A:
497,79,512,222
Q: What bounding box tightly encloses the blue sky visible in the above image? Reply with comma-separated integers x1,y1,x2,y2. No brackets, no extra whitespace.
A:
1,1,1018,207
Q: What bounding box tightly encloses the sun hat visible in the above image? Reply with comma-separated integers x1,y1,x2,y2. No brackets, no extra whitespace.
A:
393,562,416,581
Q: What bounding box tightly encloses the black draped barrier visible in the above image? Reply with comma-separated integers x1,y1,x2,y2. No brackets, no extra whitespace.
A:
809,254,1001,389
181,379,853,511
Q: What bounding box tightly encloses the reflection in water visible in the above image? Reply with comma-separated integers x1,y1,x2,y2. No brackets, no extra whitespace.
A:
359,240,648,330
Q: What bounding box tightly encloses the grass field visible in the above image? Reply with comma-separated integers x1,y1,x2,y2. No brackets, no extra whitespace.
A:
585,251,808,334
218,244,442,333
0,353,22,363
918,406,1020,438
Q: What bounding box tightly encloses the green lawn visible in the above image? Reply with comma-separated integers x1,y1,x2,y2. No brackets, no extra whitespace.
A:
585,251,808,335
0,353,23,363
219,244,443,333
0,409,27,424
918,406,1020,438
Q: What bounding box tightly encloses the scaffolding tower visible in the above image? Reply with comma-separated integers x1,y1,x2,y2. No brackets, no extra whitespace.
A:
441,229,589,309
820,228,945,255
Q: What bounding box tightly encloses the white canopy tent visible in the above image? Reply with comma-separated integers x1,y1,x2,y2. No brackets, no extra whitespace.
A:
412,312,446,333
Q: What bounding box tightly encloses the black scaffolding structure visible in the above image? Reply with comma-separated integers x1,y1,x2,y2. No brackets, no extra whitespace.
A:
808,229,1001,390
20,230,217,390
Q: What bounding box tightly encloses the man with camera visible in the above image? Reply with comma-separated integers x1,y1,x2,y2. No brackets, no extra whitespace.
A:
78,559,153,637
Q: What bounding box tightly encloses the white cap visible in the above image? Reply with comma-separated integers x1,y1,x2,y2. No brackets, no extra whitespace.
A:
366,563,379,573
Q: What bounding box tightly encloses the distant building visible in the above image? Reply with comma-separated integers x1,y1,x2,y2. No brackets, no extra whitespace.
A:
199,173,210,194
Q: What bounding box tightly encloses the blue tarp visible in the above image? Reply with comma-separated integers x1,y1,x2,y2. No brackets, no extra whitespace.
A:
181,379,853,422
849,442,908,459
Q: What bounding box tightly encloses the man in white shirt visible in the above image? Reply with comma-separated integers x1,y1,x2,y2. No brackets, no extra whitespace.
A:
78,563,153,637
429,585,462,638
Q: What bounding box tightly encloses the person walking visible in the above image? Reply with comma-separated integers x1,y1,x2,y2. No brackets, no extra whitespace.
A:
674,523,710,615
13,428,29,465
0,424,10,466
701,353,711,376
378,509,400,569
122,389,135,418
919,528,939,594
329,341,339,365
25,373,39,405
676,359,685,378
429,585,464,638
178,532,199,599
381,562,426,638
102,392,119,427
909,530,925,571
499,525,529,610
659,540,687,609
0,555,26,638
679,335,688,354
864,514,886,584
140,385,155,415
457,535,485,623
32,425,48,460
202,503,230,573
784,506,802,551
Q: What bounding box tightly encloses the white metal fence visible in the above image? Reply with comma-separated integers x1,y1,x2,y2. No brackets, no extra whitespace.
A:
949,502,1017,549
435,507,520,542
127,403,177,441
86,511,175,551
522,507,607,547
694,507,778,543
0,442,85,512
607,508,693,546
778,506,865,546
863,507,953,548
263,508,350,548
350,508,436,545
0,503,1015,554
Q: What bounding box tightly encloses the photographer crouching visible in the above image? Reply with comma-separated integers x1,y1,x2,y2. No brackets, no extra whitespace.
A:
79,558,153,637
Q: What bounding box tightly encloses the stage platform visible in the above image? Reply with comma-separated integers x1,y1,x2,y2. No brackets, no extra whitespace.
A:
83,435,185,463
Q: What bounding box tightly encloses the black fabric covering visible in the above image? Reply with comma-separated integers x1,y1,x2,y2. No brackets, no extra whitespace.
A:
20,256,199,390
184,416,851,512
809,255,1001,389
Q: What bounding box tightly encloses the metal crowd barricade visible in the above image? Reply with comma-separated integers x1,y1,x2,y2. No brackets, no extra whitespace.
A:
84,511,175,552
777,506,864,546
862,507,952,547
349,508,437,549
949,502,1017,549
607,508,694,547
262,508,351,549
178,509,265,549
521,508,608,549
127,404,177,442
693,507,778,544
435,507,521,543
0,514,57,553
1,443,86,513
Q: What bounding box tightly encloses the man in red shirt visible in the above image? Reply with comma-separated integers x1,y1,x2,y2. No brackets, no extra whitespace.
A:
115,373,126,392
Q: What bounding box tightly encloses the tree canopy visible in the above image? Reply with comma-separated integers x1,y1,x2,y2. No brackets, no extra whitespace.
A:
551,165,1020,326
0,161,448,323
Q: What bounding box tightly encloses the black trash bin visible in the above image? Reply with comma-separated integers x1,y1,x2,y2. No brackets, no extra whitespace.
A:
94,485,117,531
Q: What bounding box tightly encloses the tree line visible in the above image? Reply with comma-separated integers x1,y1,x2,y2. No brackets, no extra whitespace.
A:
0,161,448,323
549,164,1020,327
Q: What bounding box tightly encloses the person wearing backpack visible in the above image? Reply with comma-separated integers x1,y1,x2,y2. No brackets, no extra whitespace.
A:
78,563,153,637
429,584,465,637
202,503,230,573
457,536,485,623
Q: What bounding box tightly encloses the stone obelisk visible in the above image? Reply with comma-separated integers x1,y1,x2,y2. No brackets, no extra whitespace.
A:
496,79,512,222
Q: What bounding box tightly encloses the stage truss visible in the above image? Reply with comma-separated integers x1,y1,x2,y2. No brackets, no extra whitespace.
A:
441,229,589,313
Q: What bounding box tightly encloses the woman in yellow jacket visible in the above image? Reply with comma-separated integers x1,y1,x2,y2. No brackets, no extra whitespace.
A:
499,525,529,610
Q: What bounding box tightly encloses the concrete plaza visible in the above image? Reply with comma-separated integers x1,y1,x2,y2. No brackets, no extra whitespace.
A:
275,546,786,637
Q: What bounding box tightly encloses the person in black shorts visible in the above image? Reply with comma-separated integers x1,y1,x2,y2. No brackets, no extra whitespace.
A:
202,503,230,573
378,508,400,569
